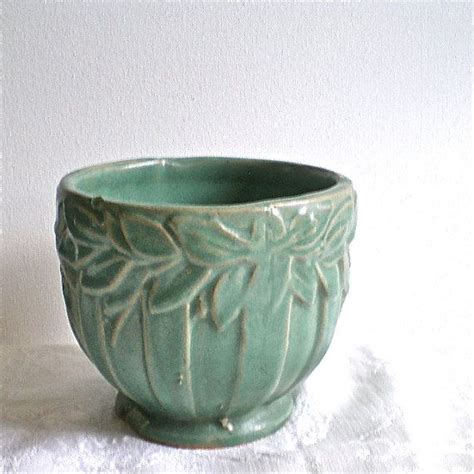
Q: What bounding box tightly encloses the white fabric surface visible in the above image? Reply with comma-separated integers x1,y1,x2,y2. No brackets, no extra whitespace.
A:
1,337,471,473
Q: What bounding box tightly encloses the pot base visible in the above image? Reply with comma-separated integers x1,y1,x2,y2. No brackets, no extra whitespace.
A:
115,392,294,448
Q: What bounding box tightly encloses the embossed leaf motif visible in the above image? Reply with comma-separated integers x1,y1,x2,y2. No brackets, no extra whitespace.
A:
81,252,133,295
320,199,355,265
283,208,332,256
104,210,132,254
149,264,210,314
57,229,77,265
57,191,356,343
120,214,180,261
60,260,80,289
56,203,78,266
251,213,286,243
104,267,146,315
64,199,104,245
172,216,252,266
211,266,252,331
340,250,350,300
102,267,150,346
290,258,318,306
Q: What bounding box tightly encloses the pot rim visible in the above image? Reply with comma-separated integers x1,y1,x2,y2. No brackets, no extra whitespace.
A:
58,157,354,212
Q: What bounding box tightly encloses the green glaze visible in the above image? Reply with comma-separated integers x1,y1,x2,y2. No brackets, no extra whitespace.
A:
54,157,357,448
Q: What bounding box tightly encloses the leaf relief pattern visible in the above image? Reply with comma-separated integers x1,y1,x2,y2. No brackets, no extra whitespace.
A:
56,194,356,344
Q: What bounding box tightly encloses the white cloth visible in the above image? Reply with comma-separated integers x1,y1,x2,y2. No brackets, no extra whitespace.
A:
1,339,471,473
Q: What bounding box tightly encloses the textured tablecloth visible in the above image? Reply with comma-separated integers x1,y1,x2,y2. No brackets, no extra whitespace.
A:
1,338,471,473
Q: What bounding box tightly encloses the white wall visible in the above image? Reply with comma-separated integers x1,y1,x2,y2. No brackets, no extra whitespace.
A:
2,2,471,350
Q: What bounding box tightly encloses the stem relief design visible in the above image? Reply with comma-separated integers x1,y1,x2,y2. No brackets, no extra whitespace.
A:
56,193,356,363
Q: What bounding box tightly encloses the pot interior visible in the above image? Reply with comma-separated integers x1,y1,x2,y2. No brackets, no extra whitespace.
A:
65,158,338,206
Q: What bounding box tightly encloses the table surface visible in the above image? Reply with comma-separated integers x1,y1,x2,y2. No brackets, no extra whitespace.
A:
1,340,471,473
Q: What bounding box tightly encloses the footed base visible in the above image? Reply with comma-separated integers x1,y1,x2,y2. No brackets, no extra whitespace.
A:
115,392,294,448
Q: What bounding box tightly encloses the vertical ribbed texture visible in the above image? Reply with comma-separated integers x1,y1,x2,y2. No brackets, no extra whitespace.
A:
141,292,163,407
266,295,293,402
225,310,249,414
183,303,196,417
96,298,135,401
74,277,92,360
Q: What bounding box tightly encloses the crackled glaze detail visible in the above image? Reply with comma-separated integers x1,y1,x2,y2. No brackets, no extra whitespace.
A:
55,158,357,447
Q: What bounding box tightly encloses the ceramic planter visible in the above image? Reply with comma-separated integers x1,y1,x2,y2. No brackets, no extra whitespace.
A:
54,157,357,448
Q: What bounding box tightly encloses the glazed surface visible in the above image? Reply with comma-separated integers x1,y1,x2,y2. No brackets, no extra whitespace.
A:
60,157,341,206
55,158,356,445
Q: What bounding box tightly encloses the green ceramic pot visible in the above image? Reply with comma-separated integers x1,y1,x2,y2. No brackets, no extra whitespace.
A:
55,157,357,448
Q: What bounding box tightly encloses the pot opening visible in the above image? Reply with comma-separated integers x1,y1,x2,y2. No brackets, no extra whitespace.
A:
62,158,339,207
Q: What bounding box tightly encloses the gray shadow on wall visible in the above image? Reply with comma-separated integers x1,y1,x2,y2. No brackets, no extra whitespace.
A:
1,345,129,441
1,236,73,345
